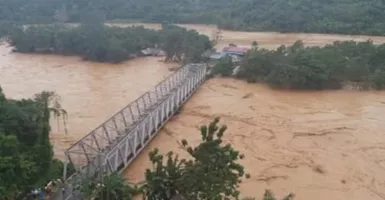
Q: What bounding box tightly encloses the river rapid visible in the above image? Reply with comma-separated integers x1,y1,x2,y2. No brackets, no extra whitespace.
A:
1,24,385,199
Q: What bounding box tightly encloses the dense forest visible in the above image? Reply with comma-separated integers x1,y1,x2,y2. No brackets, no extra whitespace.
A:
4,22,212,63
211,40,385,90
0,88,73,199
1,0,385,35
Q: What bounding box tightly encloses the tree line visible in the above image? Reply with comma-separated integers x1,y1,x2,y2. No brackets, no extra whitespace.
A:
215,0,385,35
0,87,74,199
212,40,385,90
4,22,212,63
1,0,385,35
78,118,294,200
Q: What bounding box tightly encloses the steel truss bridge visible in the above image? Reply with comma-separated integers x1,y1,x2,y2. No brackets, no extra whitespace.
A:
56,64,207,200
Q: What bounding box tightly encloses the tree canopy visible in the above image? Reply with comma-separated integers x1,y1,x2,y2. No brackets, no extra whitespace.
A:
5,23,212,63
218,40,385,90
0,87,70,199
1,0,385,35
210,56,234,78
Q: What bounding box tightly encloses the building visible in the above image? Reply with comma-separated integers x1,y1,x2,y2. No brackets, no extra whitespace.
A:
206,52,242,63
222,46,250,56
140,48,166,56
208,52,228,60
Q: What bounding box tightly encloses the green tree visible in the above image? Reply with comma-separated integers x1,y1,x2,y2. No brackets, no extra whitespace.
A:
0,87,68,198
34,91,68,135
251,41,258,50
210,56,234,77
211,29,222,47
7,23,212,64
238,40,385,90
0,134,38,200
369,69,385,90
141,150,184,200
81,172,138,200
142,118,250,200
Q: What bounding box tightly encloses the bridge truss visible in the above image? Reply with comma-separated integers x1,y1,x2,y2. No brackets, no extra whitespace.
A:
61,64,207,199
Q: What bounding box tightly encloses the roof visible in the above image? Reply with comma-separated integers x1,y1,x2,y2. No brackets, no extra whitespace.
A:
222,47,250,55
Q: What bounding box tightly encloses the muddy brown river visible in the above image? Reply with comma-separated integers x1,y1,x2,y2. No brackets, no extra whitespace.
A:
1,24,385,199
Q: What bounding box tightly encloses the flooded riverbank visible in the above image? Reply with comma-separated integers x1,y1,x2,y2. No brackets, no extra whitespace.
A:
1,24,385,199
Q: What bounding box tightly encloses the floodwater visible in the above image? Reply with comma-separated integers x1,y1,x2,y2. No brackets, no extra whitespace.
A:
1,24,385,199
124,78,385,200
0,44,175,159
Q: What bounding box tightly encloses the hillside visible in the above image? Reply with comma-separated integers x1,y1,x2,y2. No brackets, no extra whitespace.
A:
1,0,385,35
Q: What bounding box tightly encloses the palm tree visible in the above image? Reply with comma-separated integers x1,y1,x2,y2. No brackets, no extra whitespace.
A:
34,91,68,135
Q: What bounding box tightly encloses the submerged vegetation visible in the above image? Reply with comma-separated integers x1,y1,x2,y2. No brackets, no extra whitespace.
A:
5,22,212,63
210,40,385,90
0,87,72,199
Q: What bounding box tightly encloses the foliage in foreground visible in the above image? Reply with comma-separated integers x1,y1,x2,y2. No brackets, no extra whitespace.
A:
81,173,139,200
227,40,385,90
0,87,69,199
5,21,212,63
142,117,248,200
83,118,292,199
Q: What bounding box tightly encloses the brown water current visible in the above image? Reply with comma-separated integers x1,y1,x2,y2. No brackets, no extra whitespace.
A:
124,78,385,199
0,44,174,159
1,24,385,199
